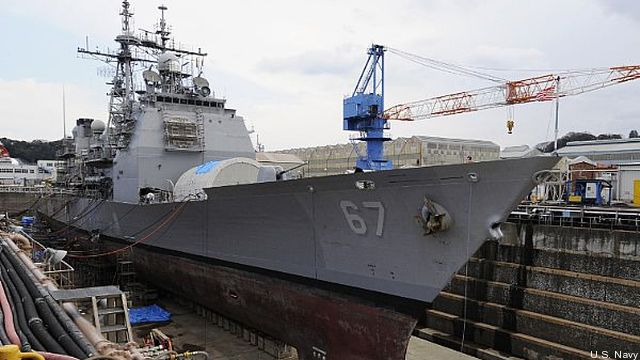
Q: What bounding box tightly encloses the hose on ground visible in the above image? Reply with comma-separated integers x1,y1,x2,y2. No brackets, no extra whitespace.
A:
0,275,21,345
0,301,12,345
39,350,80,360
0,265,41,351
0,252,66,354
34,299,86,359
1,243,90,358
2,238,96,356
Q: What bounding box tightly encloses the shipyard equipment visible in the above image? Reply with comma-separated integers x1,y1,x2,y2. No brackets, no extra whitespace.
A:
343,45,391,171
346,45,640,167
567,179,612,206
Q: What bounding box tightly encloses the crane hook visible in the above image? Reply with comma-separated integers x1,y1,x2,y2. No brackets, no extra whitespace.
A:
506,119,515,134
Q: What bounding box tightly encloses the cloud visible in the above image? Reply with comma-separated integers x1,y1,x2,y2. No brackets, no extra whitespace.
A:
1,0,640,151
598,0,640,22
257,49,360,76
470,46,546,69
0,78,104,141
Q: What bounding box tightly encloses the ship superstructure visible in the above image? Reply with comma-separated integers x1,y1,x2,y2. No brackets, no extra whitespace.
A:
62,1,254,203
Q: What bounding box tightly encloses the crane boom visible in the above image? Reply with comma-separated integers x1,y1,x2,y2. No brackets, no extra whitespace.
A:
384,65,640,121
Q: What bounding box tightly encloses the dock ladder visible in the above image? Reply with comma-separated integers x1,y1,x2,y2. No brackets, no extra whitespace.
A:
50,285,134,344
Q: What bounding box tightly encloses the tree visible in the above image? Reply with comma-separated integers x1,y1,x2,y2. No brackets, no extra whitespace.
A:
630,130,639,138
0,137,62,164
539,132,596,152
596,133,622,140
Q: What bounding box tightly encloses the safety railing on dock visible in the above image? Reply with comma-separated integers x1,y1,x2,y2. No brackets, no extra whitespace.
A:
18,229,76,289
0,186,76,195
509,203,640,232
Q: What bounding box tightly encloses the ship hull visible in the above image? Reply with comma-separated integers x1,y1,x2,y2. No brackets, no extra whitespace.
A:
130,242,421,360
37,156,558,359
42,214,422,359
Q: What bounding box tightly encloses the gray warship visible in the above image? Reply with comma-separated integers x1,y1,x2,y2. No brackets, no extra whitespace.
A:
38,2,558,359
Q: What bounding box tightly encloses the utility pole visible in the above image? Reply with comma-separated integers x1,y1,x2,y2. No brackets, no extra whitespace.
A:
553,76,561,151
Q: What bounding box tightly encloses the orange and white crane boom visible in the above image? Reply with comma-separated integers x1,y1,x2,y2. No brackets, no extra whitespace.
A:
384,66,640,121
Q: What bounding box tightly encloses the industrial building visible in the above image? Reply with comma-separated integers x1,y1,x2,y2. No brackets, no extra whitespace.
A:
556,138,640,165
617,163,640,204
500,145,543,159
277,136,500,177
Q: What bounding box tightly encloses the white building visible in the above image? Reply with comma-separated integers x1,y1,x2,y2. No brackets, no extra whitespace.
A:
276,136,500,177
556,138,640,165
0,141,61,186
0,157,40,186
617,163,640,203
500,145,543,159
36,160,63,182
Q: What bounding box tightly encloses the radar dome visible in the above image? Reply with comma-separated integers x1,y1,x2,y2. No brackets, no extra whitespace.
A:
91,120,106,134
158,52,180,72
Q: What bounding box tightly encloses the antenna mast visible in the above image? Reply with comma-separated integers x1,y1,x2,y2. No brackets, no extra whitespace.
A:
62,85,66,139
157,5,170,48
76,1,209,153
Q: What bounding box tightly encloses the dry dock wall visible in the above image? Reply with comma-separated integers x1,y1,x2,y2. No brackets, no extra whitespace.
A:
0,192,41,216
417,222,640,359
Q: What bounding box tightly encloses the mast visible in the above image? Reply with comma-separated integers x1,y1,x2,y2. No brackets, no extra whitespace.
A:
553,76,560,152
62,85,66,139
76,1,208,153
157,5,170,48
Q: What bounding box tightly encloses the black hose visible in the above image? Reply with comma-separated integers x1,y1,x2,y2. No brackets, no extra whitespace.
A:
34,299,86,359
1,243,94,357
0,266,40,351
0,299,12,345
1,281,32,351
0,252,67,354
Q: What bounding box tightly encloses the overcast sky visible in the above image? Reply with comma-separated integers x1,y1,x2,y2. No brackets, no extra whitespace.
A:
1,0,639,150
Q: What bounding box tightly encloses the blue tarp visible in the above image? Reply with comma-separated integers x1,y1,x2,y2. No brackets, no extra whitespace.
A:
195,160,219,175
128,304,171,325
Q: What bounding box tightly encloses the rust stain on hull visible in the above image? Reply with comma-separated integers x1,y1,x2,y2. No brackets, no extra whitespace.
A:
134,246,421,360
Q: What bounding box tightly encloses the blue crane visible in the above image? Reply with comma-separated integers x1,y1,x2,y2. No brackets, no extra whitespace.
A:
343,44,392,171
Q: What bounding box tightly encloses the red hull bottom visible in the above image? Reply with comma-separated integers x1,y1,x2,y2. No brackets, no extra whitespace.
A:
134,246,422,360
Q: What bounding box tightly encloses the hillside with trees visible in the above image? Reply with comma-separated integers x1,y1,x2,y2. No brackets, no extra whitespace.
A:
0,138,62,164
536,131,637,153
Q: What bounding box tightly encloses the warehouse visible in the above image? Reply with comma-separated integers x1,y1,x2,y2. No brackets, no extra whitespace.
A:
556,138,640,165
277,136,500,177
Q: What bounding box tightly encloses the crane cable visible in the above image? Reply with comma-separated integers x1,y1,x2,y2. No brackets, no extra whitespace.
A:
385,47,506,83
66,201,188,259
385,47,620,84
50,199,107,236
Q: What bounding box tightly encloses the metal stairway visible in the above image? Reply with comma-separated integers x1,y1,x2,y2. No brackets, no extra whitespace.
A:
51,285,134,344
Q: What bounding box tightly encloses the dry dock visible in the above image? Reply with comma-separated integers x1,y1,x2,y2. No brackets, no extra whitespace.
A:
138,296,476,360
416,220,640,359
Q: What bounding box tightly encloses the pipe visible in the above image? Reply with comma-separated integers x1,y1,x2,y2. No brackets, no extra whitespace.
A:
0,265,42,351
6,233,32,251
61,304,131,360
1,275,32,351
0,252,67,354
1,239,96,356
0,244,86,358
0,279,18,345
3,237,135,360
39,352,80,360
34,299,87,359
0,301,12,345
152,351,209,360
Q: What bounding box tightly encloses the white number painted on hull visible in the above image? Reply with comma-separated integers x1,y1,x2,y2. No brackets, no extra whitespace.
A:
339,200,385,237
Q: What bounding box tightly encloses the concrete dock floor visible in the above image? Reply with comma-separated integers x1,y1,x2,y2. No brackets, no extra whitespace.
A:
132,297,476,360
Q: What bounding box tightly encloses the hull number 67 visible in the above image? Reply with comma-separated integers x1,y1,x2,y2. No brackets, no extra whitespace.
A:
339,200,385,237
